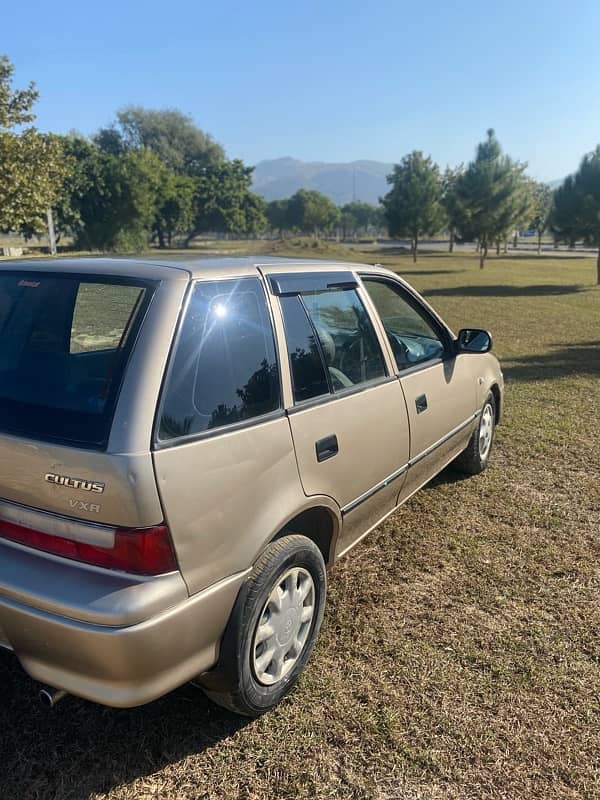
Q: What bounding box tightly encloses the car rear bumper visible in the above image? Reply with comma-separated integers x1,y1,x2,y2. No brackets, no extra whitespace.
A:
0,544,246,707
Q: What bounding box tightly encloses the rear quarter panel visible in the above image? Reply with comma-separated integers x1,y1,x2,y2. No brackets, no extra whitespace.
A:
152,417,339,595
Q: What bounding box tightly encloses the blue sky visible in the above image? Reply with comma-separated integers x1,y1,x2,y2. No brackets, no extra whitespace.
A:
4,0,600,180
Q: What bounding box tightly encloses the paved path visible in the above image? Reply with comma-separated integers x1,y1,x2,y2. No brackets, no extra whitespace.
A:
346,240,597,258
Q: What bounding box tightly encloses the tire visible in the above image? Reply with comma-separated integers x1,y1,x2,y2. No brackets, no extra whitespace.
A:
453,391,496,476
199,535,327,717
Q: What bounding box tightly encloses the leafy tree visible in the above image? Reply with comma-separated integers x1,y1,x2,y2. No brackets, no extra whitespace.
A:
441,165,464,252
340,202,378,239
382,151,444,262
551,147,600,284
266,198,290,236
0,56,71,237
153,172,195,248
0,55,38,128
528,180,553,254
187,159,266,243
453,130,527,268
94,106,224,176
61,144,167,251
286,189,340,236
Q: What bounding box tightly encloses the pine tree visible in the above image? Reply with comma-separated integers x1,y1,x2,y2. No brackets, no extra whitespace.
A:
382,151,444,262
454,130,527,268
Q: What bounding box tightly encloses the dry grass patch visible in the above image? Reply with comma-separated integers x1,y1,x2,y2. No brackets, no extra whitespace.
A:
0,246,598,799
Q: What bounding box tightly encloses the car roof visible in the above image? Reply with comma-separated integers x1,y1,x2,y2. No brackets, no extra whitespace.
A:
0,255,390,282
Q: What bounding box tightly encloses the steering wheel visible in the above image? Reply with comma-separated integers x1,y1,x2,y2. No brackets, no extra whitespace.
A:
389,333,411,367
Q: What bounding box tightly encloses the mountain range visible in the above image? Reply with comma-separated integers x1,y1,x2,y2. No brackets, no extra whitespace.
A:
252,156,564,205
252,157,393,205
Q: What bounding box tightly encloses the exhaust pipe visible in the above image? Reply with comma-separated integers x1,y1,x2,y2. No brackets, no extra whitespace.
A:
39,687,67,709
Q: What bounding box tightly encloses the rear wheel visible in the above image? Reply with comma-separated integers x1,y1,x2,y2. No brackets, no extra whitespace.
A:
200,535,327,717
453,392,496,475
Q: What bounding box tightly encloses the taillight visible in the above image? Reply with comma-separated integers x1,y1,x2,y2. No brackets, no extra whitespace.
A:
0,518,177,575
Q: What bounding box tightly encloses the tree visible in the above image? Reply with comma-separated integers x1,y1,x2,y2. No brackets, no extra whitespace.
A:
0,55,38,128
550,176,581,250
528,180,553,255
286,189,340,236
94,107,224,176
187,159,266,242
340,202,378,239
153,172,195,248
0,56,71,237
0,131,71,235
60,144,168,251
551,147,600,284
453,130,528,268
382,151,444,262
441,165,464,253
266,198,290,236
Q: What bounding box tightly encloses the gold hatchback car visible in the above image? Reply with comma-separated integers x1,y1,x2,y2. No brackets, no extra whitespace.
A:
0,257,502,716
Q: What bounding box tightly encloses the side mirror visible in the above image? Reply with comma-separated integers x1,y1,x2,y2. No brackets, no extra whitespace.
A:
456,328,493,353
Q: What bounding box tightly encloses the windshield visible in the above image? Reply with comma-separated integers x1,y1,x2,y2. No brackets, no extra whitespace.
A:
0,272,154,448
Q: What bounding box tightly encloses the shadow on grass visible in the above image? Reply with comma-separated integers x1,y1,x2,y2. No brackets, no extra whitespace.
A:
394,269,469,277
503,341,600,382
423,465,472,489
0,652,249,799
422,284,585,298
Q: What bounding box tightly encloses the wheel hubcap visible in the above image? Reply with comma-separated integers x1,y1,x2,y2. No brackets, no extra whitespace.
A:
479,403,494,459
252,567,315,686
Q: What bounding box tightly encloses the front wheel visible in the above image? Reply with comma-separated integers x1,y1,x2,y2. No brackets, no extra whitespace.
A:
200,535,327,717
453,392,496,475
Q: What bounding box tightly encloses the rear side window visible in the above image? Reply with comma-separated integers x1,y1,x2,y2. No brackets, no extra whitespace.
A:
278,285,387,400
0,272,153,448
279,295,329,402
301,288,387,390
158,278,281,442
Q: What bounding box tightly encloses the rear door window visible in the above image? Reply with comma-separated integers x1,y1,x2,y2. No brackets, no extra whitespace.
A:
0,273,153,448
158,277,281,442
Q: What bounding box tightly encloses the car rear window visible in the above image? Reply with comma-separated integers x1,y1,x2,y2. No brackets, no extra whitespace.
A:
0,272,154,448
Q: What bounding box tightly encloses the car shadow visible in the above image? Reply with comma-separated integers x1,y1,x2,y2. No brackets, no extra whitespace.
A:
423,465,472,489
0,651,250,799
503,341,600,382
422,284,586,298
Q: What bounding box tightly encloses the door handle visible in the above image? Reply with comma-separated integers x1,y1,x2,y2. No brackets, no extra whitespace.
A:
315,434,339,462
415,394,428,414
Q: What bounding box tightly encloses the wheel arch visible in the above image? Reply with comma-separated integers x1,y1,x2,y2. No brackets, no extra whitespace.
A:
489,382,502,424
271,503,341,569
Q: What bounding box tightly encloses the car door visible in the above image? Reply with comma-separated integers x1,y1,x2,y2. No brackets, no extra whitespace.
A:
266,270,410,557
360,275,478,501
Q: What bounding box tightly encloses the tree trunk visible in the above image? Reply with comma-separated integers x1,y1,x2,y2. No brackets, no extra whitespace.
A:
513,231,518,249
412,235,418,263
537,232,542,255
46,208,57,256
480,243,487,269
597,248,600,285
449,228,454,253
503,239,508,254
495,240,500,256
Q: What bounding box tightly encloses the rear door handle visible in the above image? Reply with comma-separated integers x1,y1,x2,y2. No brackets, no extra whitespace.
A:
415,394,428,414
315,434,339,462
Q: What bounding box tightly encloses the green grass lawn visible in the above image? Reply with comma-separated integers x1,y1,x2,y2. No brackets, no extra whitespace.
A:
0,245,598,800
